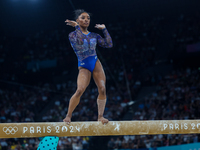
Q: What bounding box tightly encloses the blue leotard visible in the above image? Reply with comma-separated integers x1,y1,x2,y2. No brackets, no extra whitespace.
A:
69,25,113,72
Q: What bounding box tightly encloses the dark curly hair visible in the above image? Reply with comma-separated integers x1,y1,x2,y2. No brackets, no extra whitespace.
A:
74,9,92,20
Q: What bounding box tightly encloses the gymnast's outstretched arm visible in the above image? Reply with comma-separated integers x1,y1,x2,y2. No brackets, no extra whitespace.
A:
66,19,84,45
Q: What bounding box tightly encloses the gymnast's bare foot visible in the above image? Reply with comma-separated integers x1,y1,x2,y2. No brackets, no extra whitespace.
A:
63,115,71,125
98,117,109,125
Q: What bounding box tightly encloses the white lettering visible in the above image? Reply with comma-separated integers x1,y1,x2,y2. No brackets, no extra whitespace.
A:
163,124,168,130
169,124,173,130
75,126,80,132
191,123,195,130
62,126,68,132
30,127,34,133
55,126,60,133
175,123,179,130
47,126,51,133
43,126,45,133
70,126,74,133
184,123,188,130
23,127,28,133
197,123,200,129
37,126,41,133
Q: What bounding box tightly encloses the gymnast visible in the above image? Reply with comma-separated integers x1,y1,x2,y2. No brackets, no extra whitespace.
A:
63,9,113,125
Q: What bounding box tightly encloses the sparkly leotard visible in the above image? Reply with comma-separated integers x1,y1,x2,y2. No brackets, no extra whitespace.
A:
69,25,113,72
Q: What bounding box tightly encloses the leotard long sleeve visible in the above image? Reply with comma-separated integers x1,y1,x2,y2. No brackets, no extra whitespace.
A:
69,25,113,72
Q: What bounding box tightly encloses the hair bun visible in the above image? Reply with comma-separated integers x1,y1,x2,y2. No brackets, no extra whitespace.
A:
74,9,92,20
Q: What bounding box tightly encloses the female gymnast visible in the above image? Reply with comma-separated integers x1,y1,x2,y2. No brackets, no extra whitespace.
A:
63,9,113,124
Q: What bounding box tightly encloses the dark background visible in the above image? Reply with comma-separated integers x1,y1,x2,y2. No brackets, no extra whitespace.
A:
1,0,200,37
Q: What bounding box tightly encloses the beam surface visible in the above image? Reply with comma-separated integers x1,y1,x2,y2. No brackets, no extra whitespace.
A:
1,120,200,138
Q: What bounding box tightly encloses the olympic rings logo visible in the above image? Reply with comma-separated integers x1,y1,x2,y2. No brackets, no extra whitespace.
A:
3,126,18,135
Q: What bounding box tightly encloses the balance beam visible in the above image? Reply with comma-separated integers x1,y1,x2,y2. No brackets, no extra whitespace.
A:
1,120,200,138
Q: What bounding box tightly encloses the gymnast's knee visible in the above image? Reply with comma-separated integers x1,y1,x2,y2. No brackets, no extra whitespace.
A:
98,87,106,96
75,88,85,97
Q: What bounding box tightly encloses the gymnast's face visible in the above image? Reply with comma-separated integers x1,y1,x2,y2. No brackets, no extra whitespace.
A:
76,12,90,28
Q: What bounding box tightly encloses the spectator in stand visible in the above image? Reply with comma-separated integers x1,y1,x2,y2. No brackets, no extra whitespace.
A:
107,138,115,150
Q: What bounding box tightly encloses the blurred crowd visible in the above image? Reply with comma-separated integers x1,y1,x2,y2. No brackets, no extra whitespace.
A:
0,83,53,123
0,12,200,150
0,136,89,150
171,12,200,54
107,67,200,149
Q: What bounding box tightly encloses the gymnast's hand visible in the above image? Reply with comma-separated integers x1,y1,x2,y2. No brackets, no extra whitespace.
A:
95,24,106,30
65,19,78,27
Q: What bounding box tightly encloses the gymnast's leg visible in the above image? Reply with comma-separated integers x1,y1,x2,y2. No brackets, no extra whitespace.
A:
63,68,91,124
93,59,109,124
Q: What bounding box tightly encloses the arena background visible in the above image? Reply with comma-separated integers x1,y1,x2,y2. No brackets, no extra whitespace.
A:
0,0,200,150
